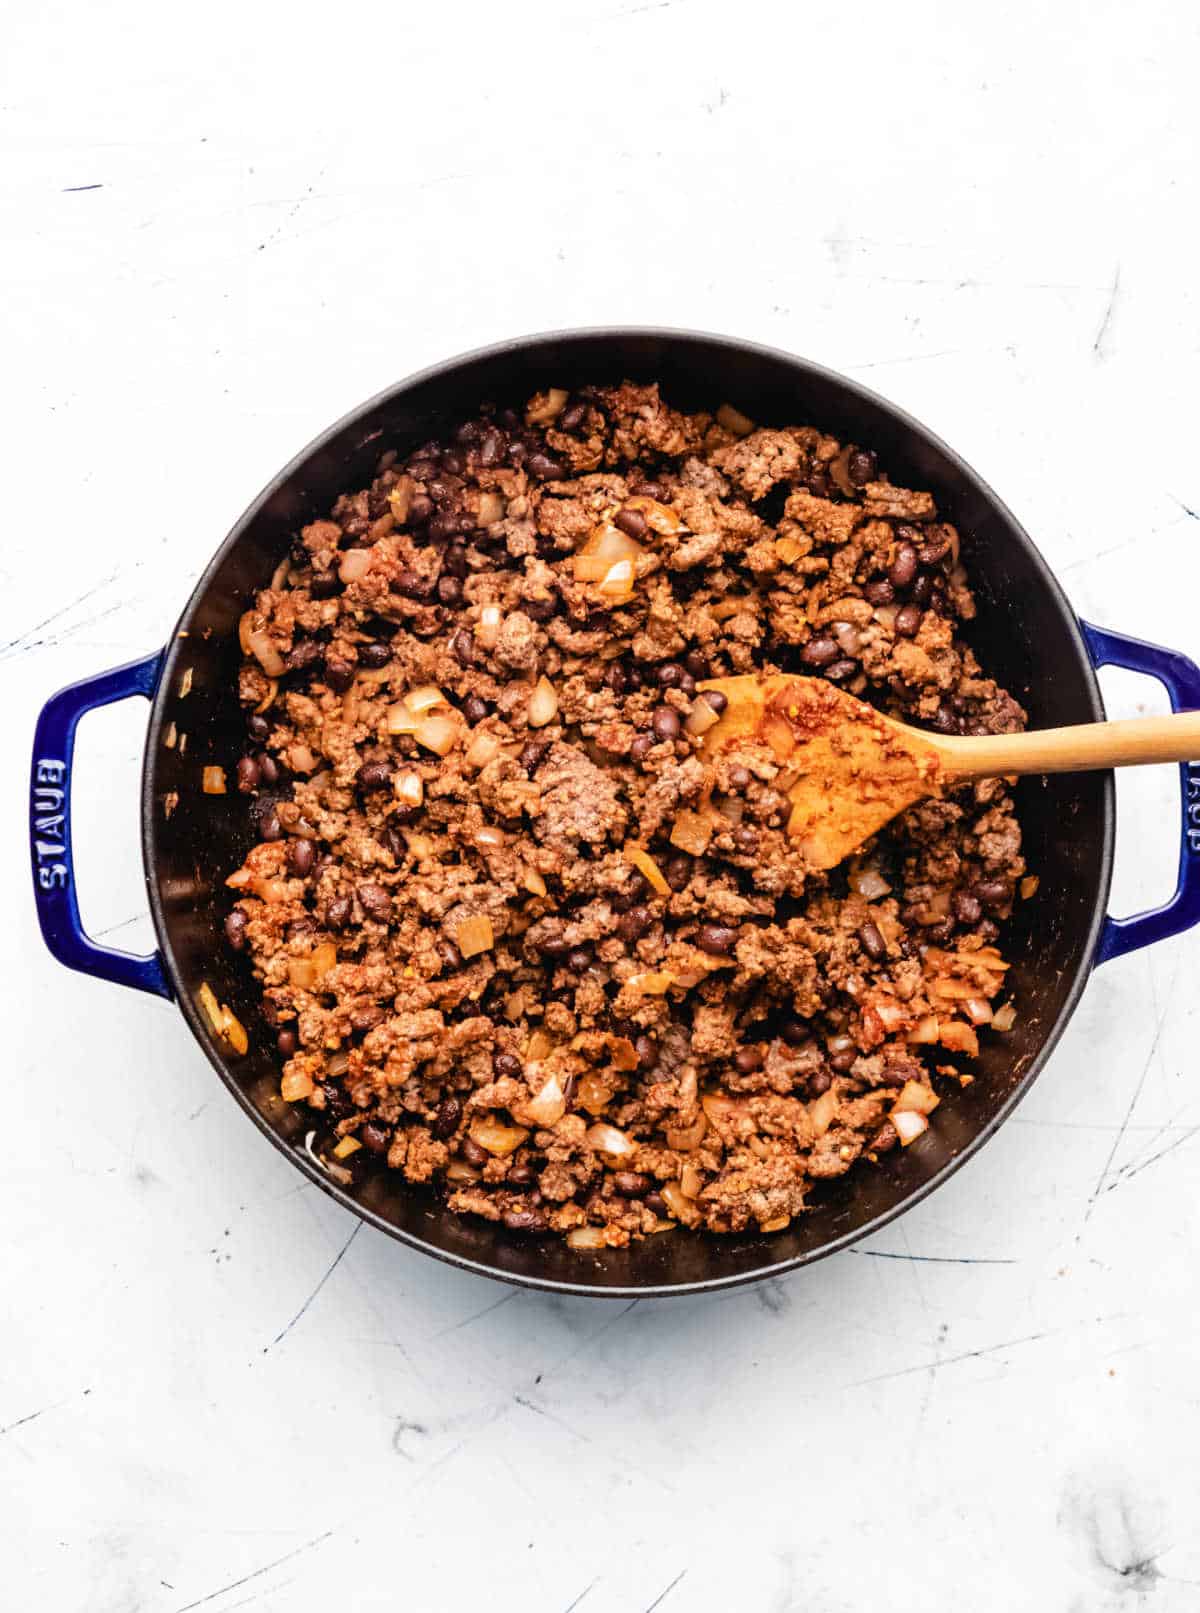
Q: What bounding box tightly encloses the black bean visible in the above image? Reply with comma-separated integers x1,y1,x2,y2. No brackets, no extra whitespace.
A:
360,1121,391,1155
223,910,248,950
888,542,919,590
931,707,959,735
359,640,392,669
972,878,1011,910
285,639,323,673
780,1016,809,1046
615,507,649,540
617,905,653,943
801,635,839,668
438,938,463,972
925,918,956,943
645,1191,668,1216
656,662,684,688
428,510,462,543
435,574,461,607
236,755,261,793
807,468,831,497
309,571,339,598
258,753,280,785
634,1034,659,1070
895,603,922,637
507,441,527,468
524,594,559,622
651,707,680,742
559,402,587,432
605,664,628,696
734,1045,763,1073
259,807,283,842
478,429,504,466
828,1048,856,1074
432,1096,462,1140
503,1207,547,1232
461,1137,490,1167
919,531,952,565
807,1067,834,1096
408,493,434,526
451,628,474,667
356,760,392,793
858,922,887,962
638,480,666,501
276,1028,297,1057
441,451,464,476
848,448,877,486
493,1051,522,1079
567,946,592,972
246,712,271,742
326,895,351,929
696,923,737,956
865,579,895,606
324,656,355,692
613,1171,652,1198
951,890,983,926
520,740,549,774
665,853,692,891
826,658,858,682
357,882,392,921
526,453,564,482
286,917,317,943
288,838,315,878
734,825,759,851
395,568,435,601
351,1004,384,1033
463,695,490,726
539,931,571,959
630,733,654,764
701,689,728,715
911,573,934,606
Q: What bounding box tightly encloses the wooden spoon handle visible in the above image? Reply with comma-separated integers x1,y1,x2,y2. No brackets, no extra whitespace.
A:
935,711,1200,781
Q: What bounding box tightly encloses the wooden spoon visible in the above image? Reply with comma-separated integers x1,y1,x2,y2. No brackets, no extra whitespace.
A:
698,673,1200,871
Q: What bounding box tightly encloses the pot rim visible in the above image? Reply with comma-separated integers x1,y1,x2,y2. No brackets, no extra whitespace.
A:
142,326,1114,1297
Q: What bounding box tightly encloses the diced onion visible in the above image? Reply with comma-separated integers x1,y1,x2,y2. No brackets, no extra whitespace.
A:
760,1215,790,1233
716,402,756,437
893,1110,929,1146
596,558,636,601
327,1049,350,1077
528,676,558,727
585,1123,634,1159
626,970,675,996
526,1030,554,1061
991,1001,1017,1032
660,1182,700,1225
963,996,994,1026
455,914,494,957
332,1135,361,1159
665,1115,707,1151
939,1021,979,1056
907,1014,940,1044
850,861,891,899
387,476,414,522
415,714,459,756
466,732,501,770
872,997,907,1032
526,387,569,425
624,844,670,896
469,1118,528,1156
477,604,503,649
406,833,434,859
574,1074,613,1114
709,594,757,621
1020,875,1039,900
446,1159,481,1184
573,522,643,584
473,824,506,850
477,490,505,526
808,1088,838,1136
396,771,424,807
522,867,548,897
893,1080,939,1116
527,1074,566,1127
670,811,711,856
608,1035,638,1071
202,766,227,795
685,699,721,737
832,621,861,657
406,684,445,714
281,1069,313,1102
246,628,285,678
677,1163,702,1199
197,982,223,1033
567,1226,608,1251
386,702,419,735
219,1005,248,1055
338,548,372,584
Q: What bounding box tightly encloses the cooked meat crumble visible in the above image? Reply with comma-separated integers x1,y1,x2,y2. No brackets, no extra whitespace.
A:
222,383,1028,1247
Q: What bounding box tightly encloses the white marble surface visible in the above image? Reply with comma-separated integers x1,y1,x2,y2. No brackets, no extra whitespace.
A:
5,2,1200,1608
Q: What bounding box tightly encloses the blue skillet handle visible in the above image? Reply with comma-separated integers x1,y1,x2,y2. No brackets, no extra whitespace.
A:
1082,622,1200,966
30,652,172,998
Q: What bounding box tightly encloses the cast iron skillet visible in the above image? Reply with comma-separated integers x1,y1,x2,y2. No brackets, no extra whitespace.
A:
29,330,1200,1297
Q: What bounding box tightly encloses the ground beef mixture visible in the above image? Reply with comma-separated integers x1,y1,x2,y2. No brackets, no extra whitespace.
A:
220,383,1029,1248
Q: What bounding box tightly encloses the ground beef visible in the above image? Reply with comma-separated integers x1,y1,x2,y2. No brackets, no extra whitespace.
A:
222,383,1027,1246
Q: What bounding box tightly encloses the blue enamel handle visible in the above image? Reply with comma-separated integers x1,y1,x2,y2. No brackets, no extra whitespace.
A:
30,652,172,998
1082,622,1200,965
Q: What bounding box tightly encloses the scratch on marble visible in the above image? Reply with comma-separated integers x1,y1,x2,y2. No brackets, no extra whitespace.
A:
853,1250,1016,1265
174,1531,334,1612
1092,263,1121,359
1105,1122,1200,1192
431,1289,518,1338
0,1399,65,1438
263,1223,360,1352
643,1569,687,1612
847,1318,1116,1389
561,1579,599,1613
62,183,104,192
513,1392,595,1445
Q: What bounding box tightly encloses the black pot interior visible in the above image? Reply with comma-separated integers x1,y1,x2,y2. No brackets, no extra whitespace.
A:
145,331,1111,1294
